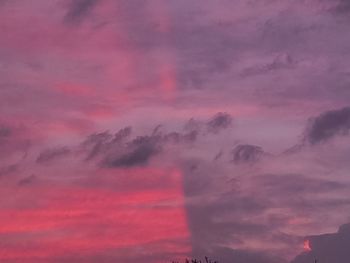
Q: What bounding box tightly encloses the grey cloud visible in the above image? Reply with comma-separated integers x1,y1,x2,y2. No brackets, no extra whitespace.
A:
255,173,346,196
240,53,295,78
64,0,99,24
103,135,162,168
17,174,36,186
305,107,350,144
81,127,131,161
163,131,198,144
81,123,200,168
0,123,31,158
0,125,11,137
113,126,132,142
207,112,233,134
213,150,223,161
151,124,198,144
82,131,114,161
183,118,202,133
332,0,350,15
0,164,17,177
248,172,350,227
36,147,71,163
291,223,350,263
183,113,233,139
251,173,348,206
282,143,304,155
232,144,266,163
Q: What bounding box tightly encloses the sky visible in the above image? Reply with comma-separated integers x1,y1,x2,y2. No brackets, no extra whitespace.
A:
1,0,350,262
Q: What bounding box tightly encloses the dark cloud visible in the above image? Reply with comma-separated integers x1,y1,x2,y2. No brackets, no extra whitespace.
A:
0,164,17,177
232,144,266,163
256,173,346,196
81,127,132,161
64,0,99,24
0,123,31,158
113,126,132,142
183,118,202,133
163,130,198,144
82,131,114,161
36,147,71,163
207,112,233,134
213,150,223,161
0,125,11,137
80,124,200,168
83,113,231,169
103,129,198,168
240,53,295,78
103,135,162,168
17,174,36,186
291,223,350,263
282,143,304,155
305,107,350,144
332,0,350,15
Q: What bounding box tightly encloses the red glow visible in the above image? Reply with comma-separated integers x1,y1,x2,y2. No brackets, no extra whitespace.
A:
0,168,190,261
303,239,312,252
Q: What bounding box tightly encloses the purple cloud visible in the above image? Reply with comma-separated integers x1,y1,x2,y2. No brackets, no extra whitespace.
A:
305,107,350,144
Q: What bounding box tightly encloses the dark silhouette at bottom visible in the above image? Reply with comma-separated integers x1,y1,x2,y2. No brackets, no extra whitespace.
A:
172,256,218,263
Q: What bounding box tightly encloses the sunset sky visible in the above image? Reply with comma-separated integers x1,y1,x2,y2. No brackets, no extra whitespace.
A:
1,0,350,262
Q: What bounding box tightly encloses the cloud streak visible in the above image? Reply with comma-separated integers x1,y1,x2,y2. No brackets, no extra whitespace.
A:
305,107,350,144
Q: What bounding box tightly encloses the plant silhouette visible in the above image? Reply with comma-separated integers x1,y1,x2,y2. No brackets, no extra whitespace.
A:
172,256,218,263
